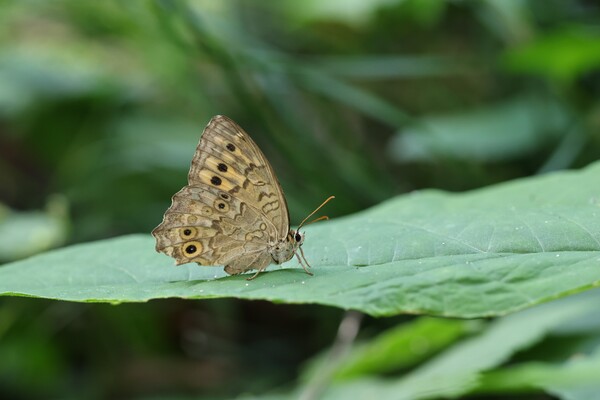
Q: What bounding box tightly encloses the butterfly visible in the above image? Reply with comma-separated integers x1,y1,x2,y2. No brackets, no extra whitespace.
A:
152,115,334,280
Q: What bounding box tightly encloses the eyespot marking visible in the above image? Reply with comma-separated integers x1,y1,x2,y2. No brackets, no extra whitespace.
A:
217,163,228,172
211,176,222,185
214,199,230,212
182,241,203,257
180,227,197,239
226,143,236,152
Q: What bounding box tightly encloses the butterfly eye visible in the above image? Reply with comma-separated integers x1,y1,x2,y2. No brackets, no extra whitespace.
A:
295,233,302,242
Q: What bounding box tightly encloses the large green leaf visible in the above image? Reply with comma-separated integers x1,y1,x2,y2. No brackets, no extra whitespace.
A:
1,162,600,317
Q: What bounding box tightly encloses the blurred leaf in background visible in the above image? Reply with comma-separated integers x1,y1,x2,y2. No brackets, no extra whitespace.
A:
389,95,569,163
0,195,68,262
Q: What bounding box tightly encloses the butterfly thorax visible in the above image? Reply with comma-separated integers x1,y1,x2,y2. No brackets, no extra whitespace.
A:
270,229,304,264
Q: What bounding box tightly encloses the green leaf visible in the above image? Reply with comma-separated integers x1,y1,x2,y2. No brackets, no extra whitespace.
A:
503,27,600,83
332,317,476,379
1,162,600,318
389,95,568,163
476,349,600,398
313,289,600,400
0,197,69,262
303,317,478,382
472,296,600,398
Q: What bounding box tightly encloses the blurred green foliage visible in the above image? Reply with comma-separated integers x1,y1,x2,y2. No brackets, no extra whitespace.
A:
1,0,600,398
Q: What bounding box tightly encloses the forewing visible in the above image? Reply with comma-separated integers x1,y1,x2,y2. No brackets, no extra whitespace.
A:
188,115,290,238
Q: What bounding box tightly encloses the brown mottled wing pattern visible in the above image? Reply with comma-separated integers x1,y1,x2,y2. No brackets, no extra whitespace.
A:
188,115,290,237
152,115,289,275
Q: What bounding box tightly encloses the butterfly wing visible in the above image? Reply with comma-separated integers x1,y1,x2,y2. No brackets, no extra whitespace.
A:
152,116,289,274
152,185,276,268
188,115,290,237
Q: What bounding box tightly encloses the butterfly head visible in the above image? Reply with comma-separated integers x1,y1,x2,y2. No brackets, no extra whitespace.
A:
271,196,334,275
270,230,304,265
289,229,305,248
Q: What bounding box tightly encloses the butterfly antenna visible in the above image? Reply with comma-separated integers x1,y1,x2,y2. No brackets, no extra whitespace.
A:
304,215,329,226
297,196,335,230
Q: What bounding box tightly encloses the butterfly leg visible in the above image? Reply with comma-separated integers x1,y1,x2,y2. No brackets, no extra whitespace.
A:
224,252,271,280
299,247,312,269
246,254,278,280
295,252,314,276
246,268,265,281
